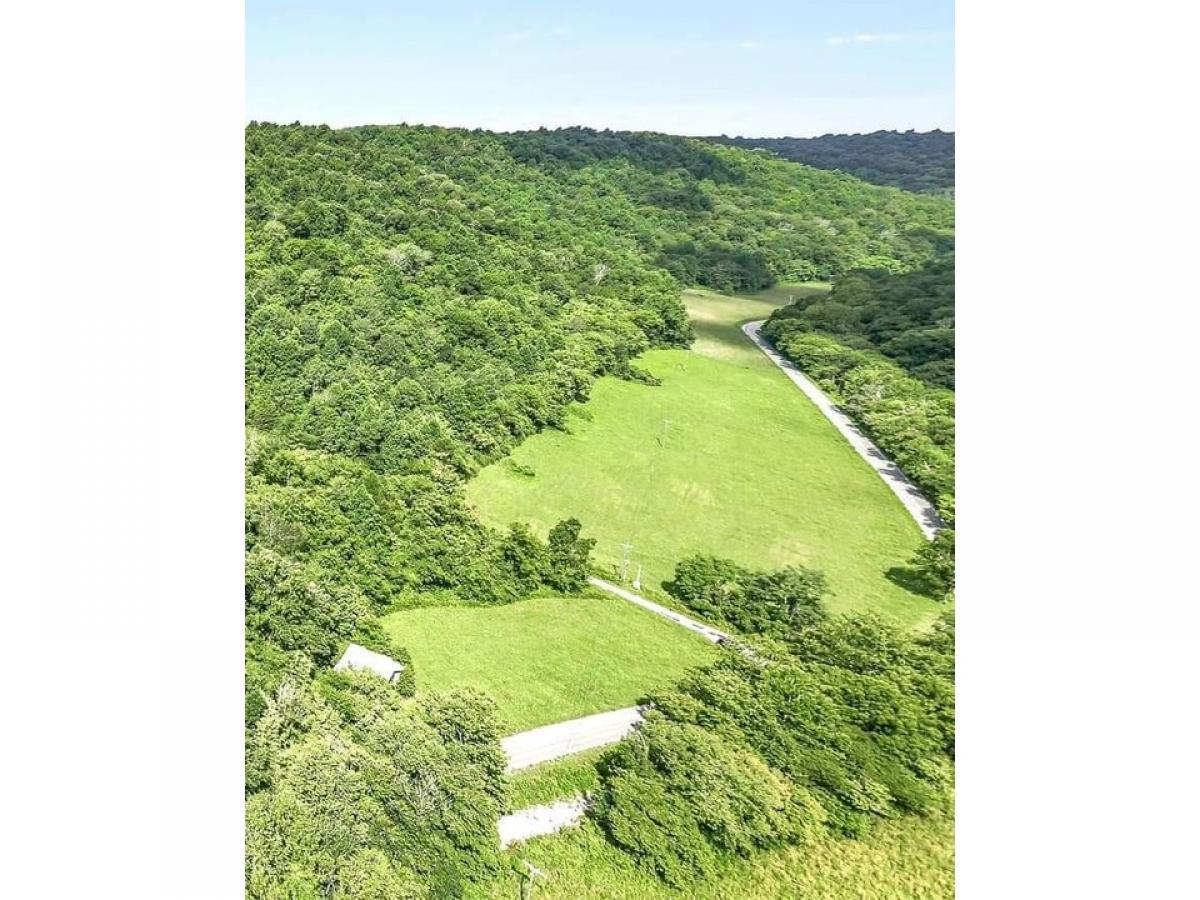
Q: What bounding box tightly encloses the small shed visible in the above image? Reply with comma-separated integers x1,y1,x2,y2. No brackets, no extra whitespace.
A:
333,643,407,683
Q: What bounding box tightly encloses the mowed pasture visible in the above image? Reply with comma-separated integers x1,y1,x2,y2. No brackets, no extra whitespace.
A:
686,283,830,366
381,592,716,733
467,286,940,629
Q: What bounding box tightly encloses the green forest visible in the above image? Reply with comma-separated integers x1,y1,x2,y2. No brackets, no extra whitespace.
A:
705,130,955,195
245,123,955,898
766,253,955,388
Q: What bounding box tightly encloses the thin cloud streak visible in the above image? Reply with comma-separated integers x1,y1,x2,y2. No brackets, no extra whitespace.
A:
826,33,907,46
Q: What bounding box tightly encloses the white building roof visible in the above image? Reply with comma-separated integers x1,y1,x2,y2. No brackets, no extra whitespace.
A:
333,643,406,682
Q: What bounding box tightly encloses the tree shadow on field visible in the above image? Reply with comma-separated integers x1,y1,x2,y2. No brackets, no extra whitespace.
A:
690,316,757,359
886,565,940,599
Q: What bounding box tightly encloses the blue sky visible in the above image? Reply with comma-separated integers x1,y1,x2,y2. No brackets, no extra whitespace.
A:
247,0,953,136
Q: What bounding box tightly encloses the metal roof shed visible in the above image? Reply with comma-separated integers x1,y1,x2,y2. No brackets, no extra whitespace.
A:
333,643,407,682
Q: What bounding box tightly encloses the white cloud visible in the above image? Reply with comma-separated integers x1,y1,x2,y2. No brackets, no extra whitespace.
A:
826,33,907,47
739,40,758,50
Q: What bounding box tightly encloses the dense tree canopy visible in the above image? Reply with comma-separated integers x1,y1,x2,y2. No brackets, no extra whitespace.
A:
592,586,955,884
499,127,953,288
768,253,955,388
907,527,956,600
663,555,828,639
246,670,506,899
705,130,955,195
592,716,820,885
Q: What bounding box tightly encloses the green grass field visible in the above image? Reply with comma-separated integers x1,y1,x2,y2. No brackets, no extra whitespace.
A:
466,286,940,629
686,283,829,366
381,592,717,733
472,813,954,900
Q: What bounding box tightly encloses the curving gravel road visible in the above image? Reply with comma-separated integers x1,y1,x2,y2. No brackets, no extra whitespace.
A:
742,320,943,539
497,709,644,847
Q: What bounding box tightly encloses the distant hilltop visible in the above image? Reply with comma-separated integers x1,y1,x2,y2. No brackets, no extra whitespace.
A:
701,130,954,195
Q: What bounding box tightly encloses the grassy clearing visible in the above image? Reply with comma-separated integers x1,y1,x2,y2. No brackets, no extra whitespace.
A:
473,813,953,900
467,286,940,629
381,591,716,733
505,749,606,810
686,283,829,366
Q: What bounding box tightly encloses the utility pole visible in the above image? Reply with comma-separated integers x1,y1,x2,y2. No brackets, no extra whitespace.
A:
520,860,547,900
632,564,642,591
618,540,634,582
657,418,672,448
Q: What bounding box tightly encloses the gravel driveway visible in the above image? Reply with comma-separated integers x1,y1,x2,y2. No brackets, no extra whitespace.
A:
502,705,645,772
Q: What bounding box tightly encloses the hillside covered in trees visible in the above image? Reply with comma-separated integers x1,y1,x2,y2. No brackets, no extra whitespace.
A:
244,122,955,899
498,127,951,289
766,252,955,388
705,130,955,195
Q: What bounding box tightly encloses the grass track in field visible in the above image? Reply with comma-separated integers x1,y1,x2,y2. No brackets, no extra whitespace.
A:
471,813,954,900
381,592,717,733
466,286,940,629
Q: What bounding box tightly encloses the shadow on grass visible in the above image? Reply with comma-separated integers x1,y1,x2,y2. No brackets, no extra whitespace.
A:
503,459,537,478
685,284,828,360
886,565,942,600
690,315,758,358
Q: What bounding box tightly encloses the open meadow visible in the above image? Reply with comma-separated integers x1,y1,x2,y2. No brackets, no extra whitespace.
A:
381,591,717,732
467,286,940,629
